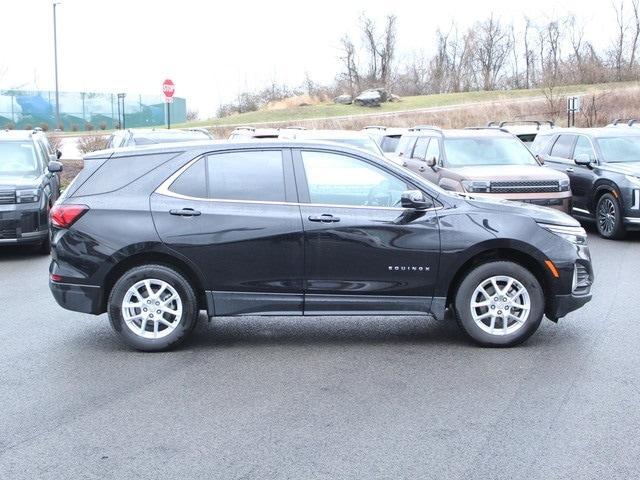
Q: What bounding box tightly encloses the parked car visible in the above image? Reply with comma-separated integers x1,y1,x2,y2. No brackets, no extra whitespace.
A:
49,140,592,351
0,129,63,253
362,126,408,155
228,127,280,140
106,128,214,149
487,120,557,148
392,126,572,212
531,127,640,238
278,129,385,156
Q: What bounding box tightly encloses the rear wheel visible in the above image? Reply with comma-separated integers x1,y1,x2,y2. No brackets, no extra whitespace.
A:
108,264,199,351
454,261,544,347
595,193,626,239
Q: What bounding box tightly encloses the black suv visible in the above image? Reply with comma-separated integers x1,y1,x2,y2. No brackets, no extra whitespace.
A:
106,128,213,149
49,141,592,351
532,127,640,238
0,130,63,252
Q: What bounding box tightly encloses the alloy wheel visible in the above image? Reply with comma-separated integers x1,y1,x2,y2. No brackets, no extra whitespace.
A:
121,279,183,339
597,197,616,235
470,275,531,336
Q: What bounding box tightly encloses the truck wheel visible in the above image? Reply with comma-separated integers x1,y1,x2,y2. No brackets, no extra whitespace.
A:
108,264,199,352
454,261,544,347
596,193,626,239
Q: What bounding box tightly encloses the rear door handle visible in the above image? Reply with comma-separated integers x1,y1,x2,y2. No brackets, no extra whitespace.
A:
308,214,340,223
565,168,574,173
169,208,201,217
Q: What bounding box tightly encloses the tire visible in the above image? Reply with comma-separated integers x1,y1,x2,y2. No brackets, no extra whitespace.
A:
108,264,199,351
595,193,626,239
453,261,545,347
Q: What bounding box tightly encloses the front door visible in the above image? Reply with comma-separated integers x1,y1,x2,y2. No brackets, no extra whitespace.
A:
151,148,304,316
293,148,441,314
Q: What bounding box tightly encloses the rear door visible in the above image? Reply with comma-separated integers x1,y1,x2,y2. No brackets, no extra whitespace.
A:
569,135,600,212
293,148,441,314
150,148,305,316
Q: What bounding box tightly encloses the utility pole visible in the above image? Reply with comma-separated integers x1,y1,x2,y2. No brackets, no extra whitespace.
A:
53,2,61,130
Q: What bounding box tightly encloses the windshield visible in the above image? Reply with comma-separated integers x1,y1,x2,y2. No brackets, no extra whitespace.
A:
596,136,640,163
0,142,38,176
443,137,538,167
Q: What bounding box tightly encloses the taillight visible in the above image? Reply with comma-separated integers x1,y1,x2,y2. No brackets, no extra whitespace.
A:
50,204,89,228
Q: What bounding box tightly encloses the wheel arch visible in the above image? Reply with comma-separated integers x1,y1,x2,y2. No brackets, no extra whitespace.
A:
102,251,208,313
591,180,621,211
444,246,552,315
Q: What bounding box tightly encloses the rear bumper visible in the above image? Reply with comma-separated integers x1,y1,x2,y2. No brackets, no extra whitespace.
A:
49,281,104,314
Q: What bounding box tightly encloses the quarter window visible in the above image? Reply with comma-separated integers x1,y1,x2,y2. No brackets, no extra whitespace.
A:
550,135,576,159
301,150,411,207
207,150,285,202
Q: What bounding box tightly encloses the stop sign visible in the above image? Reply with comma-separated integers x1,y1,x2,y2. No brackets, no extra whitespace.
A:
162,79,175,98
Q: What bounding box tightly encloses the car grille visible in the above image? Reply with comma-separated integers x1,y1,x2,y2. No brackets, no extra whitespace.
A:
0,190,16,205
0,222,18,239
573,264,592,295
490,180,560,193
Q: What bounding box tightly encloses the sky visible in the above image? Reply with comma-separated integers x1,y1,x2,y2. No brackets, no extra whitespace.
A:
0,0,622,117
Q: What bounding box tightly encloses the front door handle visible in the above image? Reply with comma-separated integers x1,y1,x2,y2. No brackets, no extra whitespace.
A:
169,208,201,217
308,214,340,223
565,168,574,173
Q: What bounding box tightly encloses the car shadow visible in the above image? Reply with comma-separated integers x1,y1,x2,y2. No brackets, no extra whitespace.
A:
0,245,47,261
181,313,473,350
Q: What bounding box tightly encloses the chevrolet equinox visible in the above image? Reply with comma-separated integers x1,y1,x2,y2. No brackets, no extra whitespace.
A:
49,141,593,351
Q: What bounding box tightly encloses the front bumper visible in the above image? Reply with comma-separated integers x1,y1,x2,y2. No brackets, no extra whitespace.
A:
0,203,48,245
471,192,571,213
546,292,592,320
49,280,104,314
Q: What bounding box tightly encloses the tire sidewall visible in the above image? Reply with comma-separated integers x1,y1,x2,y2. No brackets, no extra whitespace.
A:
108,265,198,351
596,193,625,239
454,261,544,347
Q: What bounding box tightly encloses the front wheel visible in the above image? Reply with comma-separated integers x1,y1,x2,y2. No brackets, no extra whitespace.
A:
596,193,626,239
108,264,199,351
453,261,544,347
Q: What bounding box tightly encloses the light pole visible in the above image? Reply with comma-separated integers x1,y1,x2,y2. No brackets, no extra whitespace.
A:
53,2,61,130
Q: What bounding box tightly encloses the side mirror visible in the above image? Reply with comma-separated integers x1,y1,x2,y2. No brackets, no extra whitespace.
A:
574,154,592,166
425,156,437,168
56,149,62,159
48,161,63,173
535,154,544,165
400,190,429,210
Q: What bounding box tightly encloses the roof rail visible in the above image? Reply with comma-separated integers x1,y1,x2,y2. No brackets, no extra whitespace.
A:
283,126,307,130
611,118,640,126
409,125,443,135
233,126,256,132
465,126,510,134
487,120,555,129
363,125,387,130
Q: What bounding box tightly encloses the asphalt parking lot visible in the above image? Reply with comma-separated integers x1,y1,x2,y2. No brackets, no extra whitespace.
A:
1,227,639,480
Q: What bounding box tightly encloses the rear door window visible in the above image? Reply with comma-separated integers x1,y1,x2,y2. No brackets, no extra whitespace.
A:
207,150,285,202
425,137,440,161
169,158,207,198
550,135,576,159
573,136,595,160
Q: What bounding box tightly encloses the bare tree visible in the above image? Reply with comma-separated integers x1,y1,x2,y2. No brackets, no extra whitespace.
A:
523,17,534,88
611,0,628,80
474,14,512,90
630,0,640,75
338,35,360,95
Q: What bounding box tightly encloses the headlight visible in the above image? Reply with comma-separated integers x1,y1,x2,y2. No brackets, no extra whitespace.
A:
538,222,587,245
559,178,570,191
16,188,40,204
625,175,640,188
461,180,490,193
